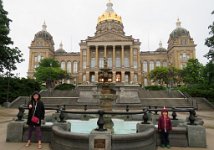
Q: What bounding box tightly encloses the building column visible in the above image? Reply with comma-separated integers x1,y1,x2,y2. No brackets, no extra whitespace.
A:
95,71,99,82
86,71,90,82
86,47,90,68
130,71,134,83
130,46,133,68
113,46,115,69
104,45,107,58
113,71,116,83
121,71,125,83
95,46,98,69
121,45,124,68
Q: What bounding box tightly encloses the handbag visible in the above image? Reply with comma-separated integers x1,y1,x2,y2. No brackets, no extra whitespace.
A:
31,102,39,124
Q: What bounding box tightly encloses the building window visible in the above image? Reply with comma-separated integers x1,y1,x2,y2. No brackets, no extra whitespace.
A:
91,74,95,82
82,50,86,56
156,61,161,67
149,61,154,71
82,49,86,69
67,62,72,73
134,74,138,82
134,60,137,69
133,49,137,55
83,74,86,82
125,74,129,82
108,58,112,68
99,58,104,68
180,53,189,62
61,61,65,70
163,61,167,67
73,61,78,73
143,61,148,72
91,58,95,68
116,58,121,68
34,56,38,63
124,57,129,67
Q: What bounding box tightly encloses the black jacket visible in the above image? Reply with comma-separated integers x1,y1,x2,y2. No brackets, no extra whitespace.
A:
27,100,45,126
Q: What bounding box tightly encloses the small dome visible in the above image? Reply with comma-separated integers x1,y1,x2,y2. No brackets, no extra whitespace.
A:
156,41,167,52
97,1,122,24
35,22,54,41
55,42,66,53
170,19,190,39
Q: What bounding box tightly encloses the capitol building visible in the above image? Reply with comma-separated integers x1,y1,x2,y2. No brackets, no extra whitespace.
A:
27,1,196,86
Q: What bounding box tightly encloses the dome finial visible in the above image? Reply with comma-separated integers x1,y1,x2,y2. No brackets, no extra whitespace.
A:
42,21,47,31
176,18,181,28
59,41,63,49
159,41,163,48
106,0,114,12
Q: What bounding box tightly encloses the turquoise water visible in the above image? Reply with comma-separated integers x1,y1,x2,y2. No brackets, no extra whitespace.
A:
68,118,139,134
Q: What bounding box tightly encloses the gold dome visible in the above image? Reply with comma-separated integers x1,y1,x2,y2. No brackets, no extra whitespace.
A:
97,1,122,24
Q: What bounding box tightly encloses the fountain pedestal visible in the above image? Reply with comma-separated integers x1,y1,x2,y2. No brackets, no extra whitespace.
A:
89,129,111,150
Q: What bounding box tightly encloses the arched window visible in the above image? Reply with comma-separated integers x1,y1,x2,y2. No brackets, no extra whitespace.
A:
143,61,148,72
156,61,161,67
99,58,104,68
67,62,72,73
73,61,78,73
149,61,154,71
61,61,66,70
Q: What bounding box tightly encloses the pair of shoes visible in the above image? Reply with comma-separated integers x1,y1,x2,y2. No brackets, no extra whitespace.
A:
25,142,31,147
38,144,42,149
166,144,171,149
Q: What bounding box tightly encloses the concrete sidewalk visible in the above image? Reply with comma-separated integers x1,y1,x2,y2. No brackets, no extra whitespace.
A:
0,108,214,150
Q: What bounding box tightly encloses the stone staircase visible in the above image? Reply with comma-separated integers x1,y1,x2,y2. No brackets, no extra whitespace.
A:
194,98,214,110
138,89,192,107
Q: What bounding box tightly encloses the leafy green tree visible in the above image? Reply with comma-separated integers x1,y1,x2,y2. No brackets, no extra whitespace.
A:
150,67,169,86
0,0,23,73
205,11,214,49
0,76,40,104
203,62,214,85
182,59,204,84
34,58,67,87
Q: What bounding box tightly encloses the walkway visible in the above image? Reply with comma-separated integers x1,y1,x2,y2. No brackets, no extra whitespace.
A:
0,108,214,150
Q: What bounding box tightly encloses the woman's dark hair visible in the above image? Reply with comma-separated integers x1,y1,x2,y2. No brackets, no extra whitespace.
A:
31,91,41,101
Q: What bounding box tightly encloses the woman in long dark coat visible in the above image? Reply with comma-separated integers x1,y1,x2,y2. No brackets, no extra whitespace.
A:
25,91,45,149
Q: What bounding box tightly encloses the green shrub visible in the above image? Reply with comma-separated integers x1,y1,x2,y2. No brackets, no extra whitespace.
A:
54,83,75,90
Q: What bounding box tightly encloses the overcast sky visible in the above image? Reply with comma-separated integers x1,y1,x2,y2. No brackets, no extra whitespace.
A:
3,0,214,77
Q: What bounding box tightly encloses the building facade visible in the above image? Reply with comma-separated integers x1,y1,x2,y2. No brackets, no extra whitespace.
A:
27,1,196,85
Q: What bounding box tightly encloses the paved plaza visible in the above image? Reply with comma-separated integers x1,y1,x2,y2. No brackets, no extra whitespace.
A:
0,107,214,150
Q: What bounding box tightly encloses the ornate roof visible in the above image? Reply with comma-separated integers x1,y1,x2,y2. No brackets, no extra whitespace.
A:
97,1,122,24
156,41,167,52
34,22,54,45
55,42,66,53
170,19,190,39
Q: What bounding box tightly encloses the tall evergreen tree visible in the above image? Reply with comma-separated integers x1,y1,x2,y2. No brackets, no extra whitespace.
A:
0,0,23,73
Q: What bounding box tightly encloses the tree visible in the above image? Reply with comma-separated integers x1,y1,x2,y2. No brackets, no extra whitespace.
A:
34,58,67,88
205,11,214,48
150,67,169,86
0,0,23,73
182,59,204,84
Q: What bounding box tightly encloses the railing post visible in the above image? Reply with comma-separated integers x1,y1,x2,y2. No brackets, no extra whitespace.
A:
172,107,177,120
189,110,195,125
154,106,158,115
96,110,106,131
59,106,65,123
16,104,25,121
142,107,149,124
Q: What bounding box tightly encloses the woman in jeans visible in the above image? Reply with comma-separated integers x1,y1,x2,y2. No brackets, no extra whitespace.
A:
25,91,45,149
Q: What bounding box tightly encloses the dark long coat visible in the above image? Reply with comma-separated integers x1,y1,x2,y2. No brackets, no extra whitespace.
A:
27,100,45,126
